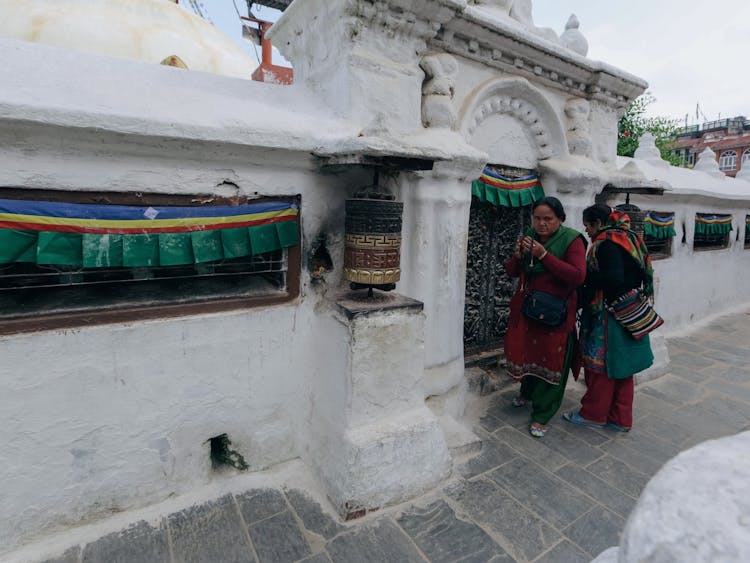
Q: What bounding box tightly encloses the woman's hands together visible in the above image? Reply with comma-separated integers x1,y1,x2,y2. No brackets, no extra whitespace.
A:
516,236,547,259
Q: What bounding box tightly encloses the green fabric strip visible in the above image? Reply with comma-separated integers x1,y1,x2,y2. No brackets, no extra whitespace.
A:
158,233,194,266
221,227,251,259
471,180,545,208
694,220,732,235
276,221,299,249
37,232,83,266
0,220,299,268
644,222,676,240
83,234,124,268
0,229,38,263
250,223,281,255
191,230,223,263
122,234,159,267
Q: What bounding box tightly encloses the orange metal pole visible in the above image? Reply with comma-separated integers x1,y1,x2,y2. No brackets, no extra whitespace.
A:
260,21,272,67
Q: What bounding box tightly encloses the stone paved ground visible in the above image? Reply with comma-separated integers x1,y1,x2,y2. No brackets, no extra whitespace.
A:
31,310,750,563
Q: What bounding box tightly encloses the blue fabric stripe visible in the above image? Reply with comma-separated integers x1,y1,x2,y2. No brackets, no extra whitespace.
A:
0,199,294,220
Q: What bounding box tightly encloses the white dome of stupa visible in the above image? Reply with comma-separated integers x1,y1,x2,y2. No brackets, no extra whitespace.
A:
0,0,257,79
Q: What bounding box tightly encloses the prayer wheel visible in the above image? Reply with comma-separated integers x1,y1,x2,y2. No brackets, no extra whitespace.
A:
344,197,402,290
615,203,645,236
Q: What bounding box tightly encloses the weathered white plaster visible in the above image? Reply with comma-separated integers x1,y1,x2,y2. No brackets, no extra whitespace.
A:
460,77,568,163
0,306,314,551
693,146,726,179
309,296,451,517
0,0,257,79
560,14,588,57
596,431,750,562
399,162,483,397
268,0,461,135
633,132,670,168
6,0,744,554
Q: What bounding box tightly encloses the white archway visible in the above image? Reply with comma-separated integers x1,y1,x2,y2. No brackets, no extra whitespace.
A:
460,77,568,165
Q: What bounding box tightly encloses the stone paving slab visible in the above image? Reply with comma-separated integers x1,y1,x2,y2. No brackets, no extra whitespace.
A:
80,521,169,563
445,479,560,562
532,540,589,563
325,519,425,563
23,310,750,563
248,510,312,563
168,494,256,563
397,499,514,563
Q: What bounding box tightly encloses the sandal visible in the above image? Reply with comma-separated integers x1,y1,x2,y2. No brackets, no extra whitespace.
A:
511,396,527,407
605,421,631,432
529,423,547,438
562,411,605,429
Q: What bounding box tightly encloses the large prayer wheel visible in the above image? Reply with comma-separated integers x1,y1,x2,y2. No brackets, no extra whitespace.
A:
344,197,403,289
615,203,645,236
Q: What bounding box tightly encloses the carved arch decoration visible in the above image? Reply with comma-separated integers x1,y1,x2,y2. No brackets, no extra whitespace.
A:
459,77,568,162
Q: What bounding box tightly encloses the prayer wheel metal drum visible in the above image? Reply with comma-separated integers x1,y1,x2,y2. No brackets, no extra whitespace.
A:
344,198,403,288
615,203,645,236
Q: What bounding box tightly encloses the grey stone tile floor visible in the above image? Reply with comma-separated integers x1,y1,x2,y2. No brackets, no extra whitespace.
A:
32,310,750,563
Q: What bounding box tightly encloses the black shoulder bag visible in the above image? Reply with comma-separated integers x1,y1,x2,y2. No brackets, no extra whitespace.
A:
520,271,568,328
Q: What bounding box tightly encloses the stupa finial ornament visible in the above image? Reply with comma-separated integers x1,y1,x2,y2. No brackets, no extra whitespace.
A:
694,146,726,178
634,133,663,161
560,14,588,56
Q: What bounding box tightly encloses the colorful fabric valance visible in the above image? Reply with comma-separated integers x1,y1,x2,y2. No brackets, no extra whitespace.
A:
644,212,676,239
471,167,545,208
0,198,299,267
694,213,732,235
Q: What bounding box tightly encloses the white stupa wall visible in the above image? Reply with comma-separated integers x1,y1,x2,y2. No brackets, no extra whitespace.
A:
1,0,749,555
0,36,355,553
592,431,750,562
0,0,258,79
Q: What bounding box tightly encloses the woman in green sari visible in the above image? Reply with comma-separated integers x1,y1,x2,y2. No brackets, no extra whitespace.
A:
504,197,587,437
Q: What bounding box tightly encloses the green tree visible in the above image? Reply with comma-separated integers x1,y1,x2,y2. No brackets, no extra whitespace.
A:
618,93,682,166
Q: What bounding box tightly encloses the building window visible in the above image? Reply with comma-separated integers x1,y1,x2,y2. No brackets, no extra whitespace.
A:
742,150,750,169
718,150,738,171
0,189,301,334
644,211,675,259
693,213,732,251
686,151,696,167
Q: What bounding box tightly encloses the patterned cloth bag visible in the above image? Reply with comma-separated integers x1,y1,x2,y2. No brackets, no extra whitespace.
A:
607,289,664,340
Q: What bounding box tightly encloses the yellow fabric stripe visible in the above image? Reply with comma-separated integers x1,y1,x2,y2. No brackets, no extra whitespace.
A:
0,208,298,229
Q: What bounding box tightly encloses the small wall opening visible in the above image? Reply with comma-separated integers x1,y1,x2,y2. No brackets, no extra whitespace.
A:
209,434,249,471
309,233,333,283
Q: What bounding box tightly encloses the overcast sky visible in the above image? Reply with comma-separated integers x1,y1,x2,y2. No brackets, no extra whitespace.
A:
532,0,749,123
197,1,748,124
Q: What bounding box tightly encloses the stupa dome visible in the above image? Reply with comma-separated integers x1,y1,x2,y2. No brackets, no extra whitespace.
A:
0,0,256,79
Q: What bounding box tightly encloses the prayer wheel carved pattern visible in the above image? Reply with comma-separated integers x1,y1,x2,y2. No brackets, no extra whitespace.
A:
615,203,645,236
344,199,403,287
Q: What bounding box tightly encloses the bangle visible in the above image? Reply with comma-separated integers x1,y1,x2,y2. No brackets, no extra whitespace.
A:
539,249,548,260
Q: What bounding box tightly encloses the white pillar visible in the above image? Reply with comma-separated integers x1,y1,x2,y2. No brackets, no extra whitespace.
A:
309,292,451,519
399,161,483,397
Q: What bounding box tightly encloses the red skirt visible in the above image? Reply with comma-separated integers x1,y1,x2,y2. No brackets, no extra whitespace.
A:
504,291,577,385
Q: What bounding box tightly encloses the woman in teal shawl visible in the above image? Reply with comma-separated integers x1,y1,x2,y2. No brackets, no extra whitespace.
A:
563,204,655,432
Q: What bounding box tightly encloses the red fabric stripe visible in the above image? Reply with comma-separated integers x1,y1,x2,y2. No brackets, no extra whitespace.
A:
0,215,296,235
480,176,539,190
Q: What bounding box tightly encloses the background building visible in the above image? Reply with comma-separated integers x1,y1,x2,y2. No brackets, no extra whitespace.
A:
669,116,750,177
